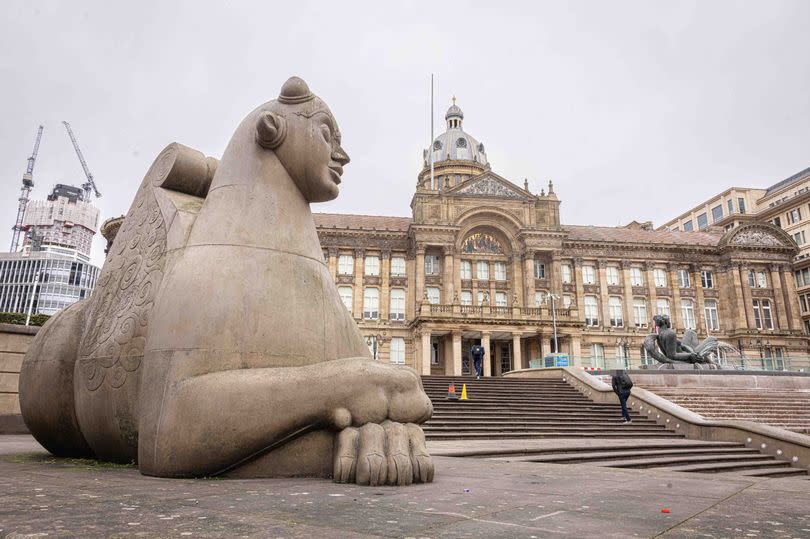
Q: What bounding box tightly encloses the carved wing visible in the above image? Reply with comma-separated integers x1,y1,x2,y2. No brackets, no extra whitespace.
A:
643,334,673,364
681,329,699,350
694,336,718,358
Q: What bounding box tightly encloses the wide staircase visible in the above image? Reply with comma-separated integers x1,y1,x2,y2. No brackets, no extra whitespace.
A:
644,387,810,436
422,376,808,478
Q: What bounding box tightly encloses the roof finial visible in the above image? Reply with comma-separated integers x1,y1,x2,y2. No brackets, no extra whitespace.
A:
452,95,456,106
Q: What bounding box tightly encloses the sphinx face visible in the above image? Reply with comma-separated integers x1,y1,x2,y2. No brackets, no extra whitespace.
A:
275,106,350,203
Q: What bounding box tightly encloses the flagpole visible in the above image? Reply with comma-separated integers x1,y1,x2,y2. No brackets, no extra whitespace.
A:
430,73,434,190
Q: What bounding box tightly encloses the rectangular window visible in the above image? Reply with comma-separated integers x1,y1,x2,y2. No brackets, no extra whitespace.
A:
697,213,708,230
584,295,599,326
633,298,648,327
591,343,604,359
773,216,782,228
476,261,489,280
364,255,380,276
582,265,596,284
494,261,507,281
562,294,572,308
424,255,440,275
495,291,508,307
700,270,714,289
711,205,723,222
704,299,719,330
363,288,379,320
727,199,734,215
460,291,472,306
609,296,623,327
460,260,472,280
789,208,803,224
752,299,774,330
794,231,806,246
683,220,694,232
606,266,620,286
534,260,546,279
426,287,440,305
477,291,485,305
389,288,405,321
678,269,691,288
561,264,572,284
757,271,767,288
738,198,746,214
534,291,544,307
653,268,667,288
630,267,643,287
656,298,670,318
681,299,696,329
338,255,354,275
390,256,406,277
338,286,353,312
389,337,405,364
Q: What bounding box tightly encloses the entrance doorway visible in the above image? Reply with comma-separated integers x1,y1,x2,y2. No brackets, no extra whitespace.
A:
461,338,481,376
499,342,512,374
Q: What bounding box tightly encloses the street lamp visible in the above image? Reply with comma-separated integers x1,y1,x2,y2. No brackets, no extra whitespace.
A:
544,293,561,354
365,333,385,361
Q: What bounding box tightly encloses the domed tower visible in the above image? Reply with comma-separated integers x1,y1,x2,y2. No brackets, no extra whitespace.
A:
419,97,489,191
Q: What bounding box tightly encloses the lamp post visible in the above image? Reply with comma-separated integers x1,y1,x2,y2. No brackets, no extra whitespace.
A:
545,293,560,354
616,336,631,369
365,333,385,361
749,338,771,369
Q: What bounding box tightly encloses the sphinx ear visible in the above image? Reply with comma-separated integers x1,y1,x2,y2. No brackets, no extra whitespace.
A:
255,111,287,149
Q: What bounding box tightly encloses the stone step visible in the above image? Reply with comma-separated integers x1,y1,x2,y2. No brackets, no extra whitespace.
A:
426,421,663,429
425,431,684,440
485,447,759,463
569,453,774,469
734,467,810,478
657,459,795,474
430,414,655,422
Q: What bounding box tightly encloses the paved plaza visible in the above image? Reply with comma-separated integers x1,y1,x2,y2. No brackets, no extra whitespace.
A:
1,435,809,538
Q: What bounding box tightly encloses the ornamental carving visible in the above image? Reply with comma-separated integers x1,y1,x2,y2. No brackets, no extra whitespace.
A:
730,229,783,247
453,177,527,200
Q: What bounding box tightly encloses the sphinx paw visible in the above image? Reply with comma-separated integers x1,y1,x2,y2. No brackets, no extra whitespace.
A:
332,421,433,485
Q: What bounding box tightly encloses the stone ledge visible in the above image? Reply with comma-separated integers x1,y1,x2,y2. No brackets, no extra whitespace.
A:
0,323,39,336
0,415,27,434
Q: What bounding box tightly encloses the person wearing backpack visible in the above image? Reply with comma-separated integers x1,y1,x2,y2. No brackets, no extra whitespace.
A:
611,370,634,423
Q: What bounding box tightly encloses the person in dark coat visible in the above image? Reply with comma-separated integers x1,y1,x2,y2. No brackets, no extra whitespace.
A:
470,344,485,379
611,370,633,423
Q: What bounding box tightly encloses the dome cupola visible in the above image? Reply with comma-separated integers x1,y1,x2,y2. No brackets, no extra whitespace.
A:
445,96,464,129
424,97,488,168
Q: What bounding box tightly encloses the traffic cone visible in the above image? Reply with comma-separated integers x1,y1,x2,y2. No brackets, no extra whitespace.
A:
460,383,468,401
446,382,459,400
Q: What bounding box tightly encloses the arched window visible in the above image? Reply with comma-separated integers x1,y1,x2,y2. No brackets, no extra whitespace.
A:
456,138,467,148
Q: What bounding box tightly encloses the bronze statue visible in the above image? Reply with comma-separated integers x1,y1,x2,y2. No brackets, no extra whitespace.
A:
643,314,718,368
19,77,434,485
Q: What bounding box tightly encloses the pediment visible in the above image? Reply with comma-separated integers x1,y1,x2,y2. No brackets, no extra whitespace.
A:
719,223,797,251
446,172,534,201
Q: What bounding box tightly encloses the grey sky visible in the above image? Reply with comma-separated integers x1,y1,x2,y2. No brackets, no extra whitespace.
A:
1,1,809,267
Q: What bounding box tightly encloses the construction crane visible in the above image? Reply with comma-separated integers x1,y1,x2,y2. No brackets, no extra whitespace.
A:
62,121,101,200
10,125,44,252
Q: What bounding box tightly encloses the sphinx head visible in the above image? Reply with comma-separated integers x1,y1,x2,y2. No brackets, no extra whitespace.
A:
255,76,350,203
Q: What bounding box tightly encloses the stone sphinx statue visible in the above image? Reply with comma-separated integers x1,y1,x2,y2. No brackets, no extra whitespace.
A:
19,77,434,486
643,314,718,368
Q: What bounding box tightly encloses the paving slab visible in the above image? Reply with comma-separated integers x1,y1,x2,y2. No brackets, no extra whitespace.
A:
1,435,810,538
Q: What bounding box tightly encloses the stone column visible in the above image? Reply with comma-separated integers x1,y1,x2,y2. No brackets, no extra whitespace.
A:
380,250,391,322
512,333,522,371
739,265,755,329
620,261,634,329
420,329,431,376
667,263,683,329
570,335,582,366
574,258,586,323
524,250,535,306
729,263,748,331
494,344,502,376
645,262,657,327
443,246,454,304
327,247,338,280
770,264,789,331
512,253,524,307
781,265,803,331
692,264,705,334
550,252,562,296
415,248,425,311
453,250,463,303
443,336,454,376
451,332,462,376
353,249,365,318
481,331,492,377
489,260,496,308
596,260,610,328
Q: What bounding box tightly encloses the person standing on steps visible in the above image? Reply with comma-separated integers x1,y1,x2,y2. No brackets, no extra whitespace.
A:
471,343,485,380
611,369,633,423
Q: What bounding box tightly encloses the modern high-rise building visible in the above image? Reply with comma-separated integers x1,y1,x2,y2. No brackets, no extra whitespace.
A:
20,184,99,256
